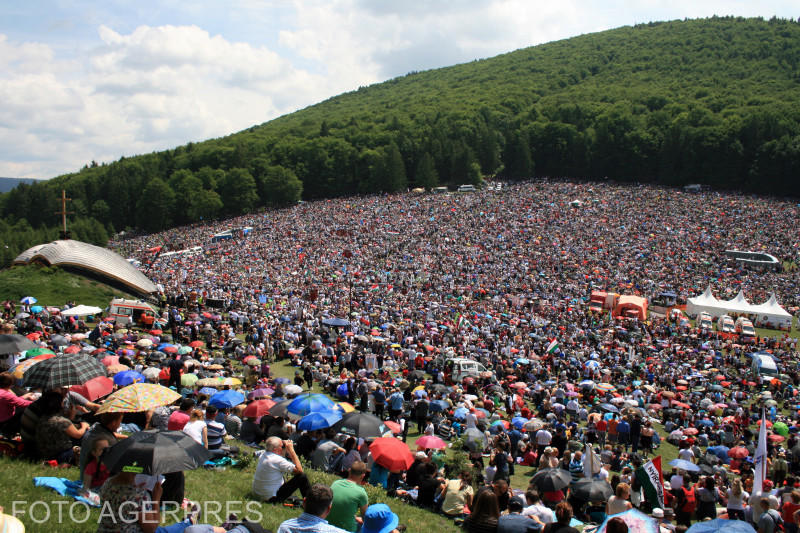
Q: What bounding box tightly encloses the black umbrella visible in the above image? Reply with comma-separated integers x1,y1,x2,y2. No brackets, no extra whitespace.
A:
408,370,425,380
334,412,388,439
23,353,107,389
530,468,572,492
0,334,37,355
268,399,293,418
570,479,613,502
49,334,69,347
463,427,488,452
430,383,450,394
103,430,210,475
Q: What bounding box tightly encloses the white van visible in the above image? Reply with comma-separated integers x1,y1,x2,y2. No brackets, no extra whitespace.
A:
108,299,158,327
457,184,476,192
444,358,487,382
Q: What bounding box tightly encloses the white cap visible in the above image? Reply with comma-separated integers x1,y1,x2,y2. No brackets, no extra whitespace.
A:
652,508,664,518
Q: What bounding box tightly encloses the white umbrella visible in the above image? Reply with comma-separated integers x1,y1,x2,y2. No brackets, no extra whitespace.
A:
137,339,154,348
284,384,303,396
142,367,161,380
62,305,103,317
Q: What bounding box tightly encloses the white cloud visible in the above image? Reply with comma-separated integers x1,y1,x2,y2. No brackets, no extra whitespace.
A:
0,0,797,179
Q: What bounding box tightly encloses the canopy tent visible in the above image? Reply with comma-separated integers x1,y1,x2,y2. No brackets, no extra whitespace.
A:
686,287,792,329
613,295,647,320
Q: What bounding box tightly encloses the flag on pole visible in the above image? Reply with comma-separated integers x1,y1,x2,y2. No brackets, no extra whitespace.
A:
583,444,601,478
546,339,559,354
753,408,768,496
635,456,664,509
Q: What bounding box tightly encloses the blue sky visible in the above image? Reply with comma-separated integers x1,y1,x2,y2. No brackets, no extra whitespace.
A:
0,1,796,180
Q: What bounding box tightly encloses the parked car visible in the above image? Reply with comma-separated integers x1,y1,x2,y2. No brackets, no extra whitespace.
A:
718,315,735,333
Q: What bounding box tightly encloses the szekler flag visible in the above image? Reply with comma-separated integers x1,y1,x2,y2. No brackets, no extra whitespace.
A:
753,408,768,496
583,444,601,478
635,456,664,509
546,339,559,354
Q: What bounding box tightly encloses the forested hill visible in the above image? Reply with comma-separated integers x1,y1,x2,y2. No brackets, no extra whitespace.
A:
1,16,799,266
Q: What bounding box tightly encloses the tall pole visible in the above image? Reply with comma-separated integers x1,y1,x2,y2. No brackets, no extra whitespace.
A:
54,189,73,240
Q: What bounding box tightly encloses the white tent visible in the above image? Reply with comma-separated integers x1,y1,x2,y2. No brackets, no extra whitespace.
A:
61,304,103,317
686,288,793,330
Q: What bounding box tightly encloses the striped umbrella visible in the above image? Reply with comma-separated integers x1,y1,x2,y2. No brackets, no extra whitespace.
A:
97,383,181,413
22,353,107,389
596,383,616,392
10,353,57,379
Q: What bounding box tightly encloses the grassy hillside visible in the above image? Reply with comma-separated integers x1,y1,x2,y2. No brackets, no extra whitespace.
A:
1,16,799,262
0,265,135,308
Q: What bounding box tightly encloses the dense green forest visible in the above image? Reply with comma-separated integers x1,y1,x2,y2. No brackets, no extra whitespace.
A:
1,16,799,266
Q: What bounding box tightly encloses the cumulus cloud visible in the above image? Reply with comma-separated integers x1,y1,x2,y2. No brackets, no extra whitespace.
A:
1,0,797,179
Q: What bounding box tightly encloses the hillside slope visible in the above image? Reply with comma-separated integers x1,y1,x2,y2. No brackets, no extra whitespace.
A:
0,16,799,265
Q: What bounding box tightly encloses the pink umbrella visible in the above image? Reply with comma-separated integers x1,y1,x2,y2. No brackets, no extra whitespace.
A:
102,355,120,367
416,435,447,450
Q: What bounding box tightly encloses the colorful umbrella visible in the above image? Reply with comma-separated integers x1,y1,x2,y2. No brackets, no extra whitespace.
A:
369,437,414,471
336,402,356,413
10,353,57,379
22,353,107,389
597,508,658,533
595,383,616,392
20,296,37,305
96,383,181,414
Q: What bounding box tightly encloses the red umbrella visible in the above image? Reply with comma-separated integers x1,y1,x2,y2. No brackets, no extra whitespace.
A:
149,329,163,335
416,435,447,450
70,376,114,401
383,420,402,434
243,399,276,418
370,438,413,471
102,355,120,367
768,434,785,443
26,332,42,341
189,340,204,348
163,346,178,354
683,427,699,436
64,345,81,354
728,446,749,459
672,401,691,409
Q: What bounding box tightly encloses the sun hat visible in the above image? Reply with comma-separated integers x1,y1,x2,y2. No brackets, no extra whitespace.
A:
361,503,399,533
652,508,664,518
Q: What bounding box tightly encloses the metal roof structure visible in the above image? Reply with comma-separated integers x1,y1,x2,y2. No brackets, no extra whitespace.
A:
13,240,157,296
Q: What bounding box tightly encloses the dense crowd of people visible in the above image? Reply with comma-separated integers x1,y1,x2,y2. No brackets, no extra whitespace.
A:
1,179,799,533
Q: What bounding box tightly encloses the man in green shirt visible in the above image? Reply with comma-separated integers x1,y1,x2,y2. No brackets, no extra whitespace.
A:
328,461,369,532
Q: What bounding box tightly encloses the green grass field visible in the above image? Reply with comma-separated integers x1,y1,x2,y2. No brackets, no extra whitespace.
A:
0,264,136,308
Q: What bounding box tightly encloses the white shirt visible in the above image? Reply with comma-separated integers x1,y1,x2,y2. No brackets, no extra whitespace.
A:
466,412,478,429
677,448,694,462
669,473,684,490
522,503,554,524
182,420,206,445
253,451,296,500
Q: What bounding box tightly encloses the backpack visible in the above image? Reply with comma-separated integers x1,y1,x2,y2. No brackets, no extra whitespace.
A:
681,485,697,514
766,509,785,532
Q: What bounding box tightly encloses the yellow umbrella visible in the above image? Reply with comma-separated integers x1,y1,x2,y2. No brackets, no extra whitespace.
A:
337,402,356,413
97,383,181,414
412,385,425,393
181,373,199,387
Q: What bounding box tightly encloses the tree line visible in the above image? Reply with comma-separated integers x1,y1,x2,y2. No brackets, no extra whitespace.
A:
0,16,799,267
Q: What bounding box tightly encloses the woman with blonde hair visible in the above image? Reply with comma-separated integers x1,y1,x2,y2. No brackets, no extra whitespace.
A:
726,477,748,521
182,409,208,448
606,482,633,516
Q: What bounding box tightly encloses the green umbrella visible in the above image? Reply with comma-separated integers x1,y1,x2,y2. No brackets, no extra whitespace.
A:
178,346,192,355
181,373,199,387
773,422,789,437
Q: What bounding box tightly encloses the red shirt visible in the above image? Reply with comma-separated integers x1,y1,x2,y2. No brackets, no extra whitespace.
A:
84,458,110,488
167,410,190,430
596,419,607,432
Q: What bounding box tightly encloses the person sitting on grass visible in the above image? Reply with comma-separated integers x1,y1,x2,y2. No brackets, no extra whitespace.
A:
252,436,310,503
276,483,349,533
82,438,111,491
327,461,369,532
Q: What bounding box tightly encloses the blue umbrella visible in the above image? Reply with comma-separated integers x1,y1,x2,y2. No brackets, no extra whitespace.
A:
512,417,529,429
113,370,146,386
515,358,530,365
158,343,177,351
696,419,715,427
669,458,701,472
198,387,217,396
30,305,44,314
20,296,37,305
413,389,428,398
579,380,596,389
297,409,343,431
707,446,730,464
287,393,335,416
429,400,449,412
597,508,658,533
453,407,468,420
686,518,755,533
336,383,350,398
322,317,350,327
274,377,291,385
209,390,245,408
